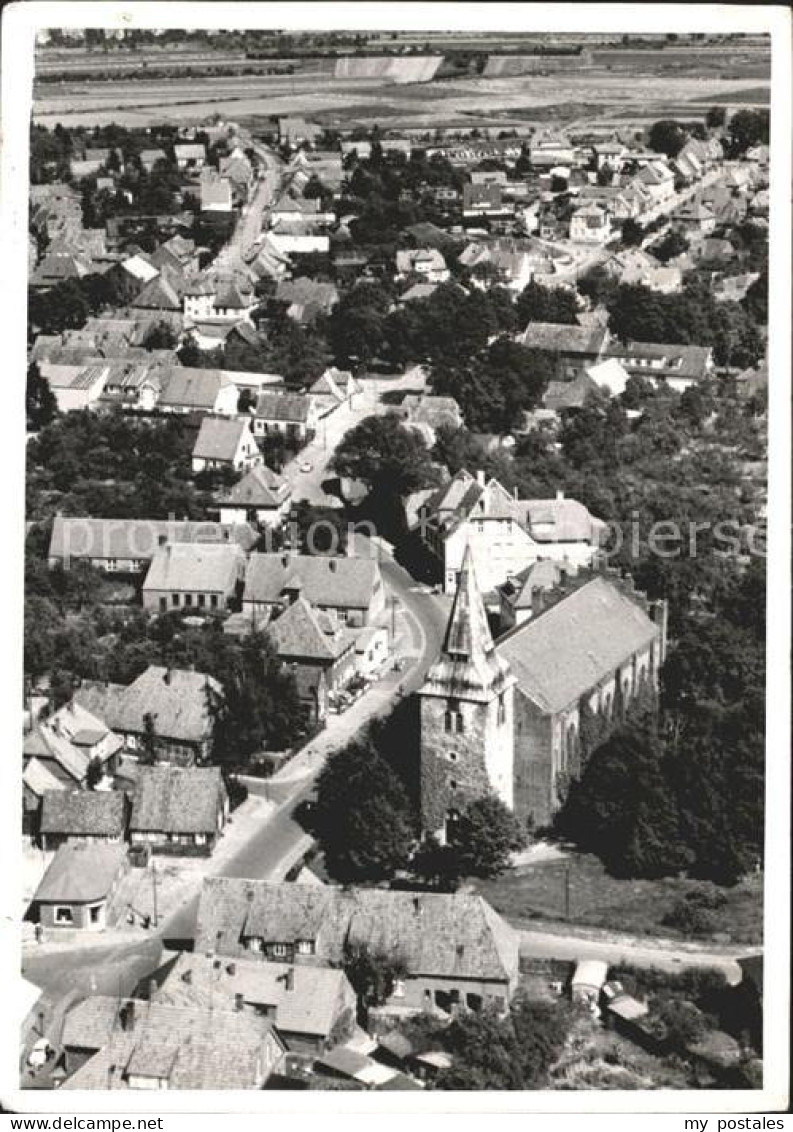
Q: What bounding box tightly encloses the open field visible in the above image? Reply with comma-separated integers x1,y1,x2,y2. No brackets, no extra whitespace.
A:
33,63,770,133
473,854,763,946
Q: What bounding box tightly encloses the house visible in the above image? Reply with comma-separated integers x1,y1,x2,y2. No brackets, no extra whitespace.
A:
39,791,128,851
220,151,255,200
309,367,362,418
395,248,449,284
571,960,609,1007
130,765,228,855
529,130,575,168
40,362,109,412
155,952,356,1054
194,880,521,1017
75,665,223,765
252,391,319,441
354,625,389,678
30,841,128,932
96,359,164,411
519,322,609,380
266,223,330,257
278,117,322,147
174,142,207,170
673,197,717,235
398,281,440,305
399,394,464,443
585,357,631,398
541,372,603,415
569,204,611,245
23,701,124,788
497,560,566,631
48,515,256,573
130,273,183,314
142,542,246,613
139,148,168,173
216,464,292,527
191,417,261,474
266,597,358,694
419,550,668,833
605,341,714,392
635,161,676,211
200,172,233,213
60,998,285,1090
275,277,339,323
29,250,92,289
412,469,605,596
157,366,240,415
243,552,385,628
459,242,534,293
462,182,505,218
23,760,65,836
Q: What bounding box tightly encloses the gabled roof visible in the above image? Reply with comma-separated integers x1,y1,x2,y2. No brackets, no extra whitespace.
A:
131,273,182,311
497,576,660,714
267,597,355,663
75,666,222,745
498,559,565,611
34,841,127,904
543,372,601,411
309,366,359,402
40,790,126,837
194,880,520,984
244,553,381,611
49,515,257,562
521,322,608,356
158,366,234,409
192,417,250,463
23,758,67,799
217,464,290,509
520,497,605,543
253,391,312,423
60,998,280,1090
143,542,243,596
131,766,225,834
156,952,352,1039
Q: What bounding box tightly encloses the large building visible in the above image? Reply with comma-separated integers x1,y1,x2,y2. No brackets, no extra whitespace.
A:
419,549,667,836
410,469,605,598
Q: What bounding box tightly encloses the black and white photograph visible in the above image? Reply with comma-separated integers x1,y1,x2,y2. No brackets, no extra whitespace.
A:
1,1,789,1115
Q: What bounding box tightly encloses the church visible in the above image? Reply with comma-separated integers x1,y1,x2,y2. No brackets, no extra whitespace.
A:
418,547,668,840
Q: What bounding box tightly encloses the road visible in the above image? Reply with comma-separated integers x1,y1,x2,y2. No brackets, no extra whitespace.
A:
227,138,283,258
516,923,757,986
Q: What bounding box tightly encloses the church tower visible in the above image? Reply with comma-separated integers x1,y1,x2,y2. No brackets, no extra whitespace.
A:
418,545,516,841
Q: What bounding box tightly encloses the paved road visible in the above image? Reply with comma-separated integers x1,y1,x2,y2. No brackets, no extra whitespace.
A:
22,935,163,999
228,140,283,257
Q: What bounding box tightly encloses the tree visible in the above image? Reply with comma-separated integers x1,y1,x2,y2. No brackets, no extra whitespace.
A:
86,756,103,790
450,794,527,878
26,362,58,431
343,944,408,1013
650,229,689,264
620,217,644,247
313,739,415,883
725,109,769,158
515,280,578,327
705,106,727,129
142,320,178,350
331,413,437,499
648,119,689,159
140,711,158,765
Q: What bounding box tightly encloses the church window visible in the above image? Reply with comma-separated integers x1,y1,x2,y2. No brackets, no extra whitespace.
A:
450,780,458,791
455,710,464,733
448,751,458,763
497,693,506,725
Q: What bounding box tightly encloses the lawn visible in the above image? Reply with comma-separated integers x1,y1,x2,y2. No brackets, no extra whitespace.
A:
473,853,763,946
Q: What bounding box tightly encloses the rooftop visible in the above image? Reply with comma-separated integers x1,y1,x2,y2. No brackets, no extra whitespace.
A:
244,552,381,612
34,841,127,905
131,766,225,835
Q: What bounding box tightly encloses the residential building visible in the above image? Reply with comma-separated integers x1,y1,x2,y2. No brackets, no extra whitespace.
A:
635,161,676,211
40,362,109,412
48,516,256,573
673,197,717,235
519,322,609,380
411,469,605,596
142,542,246,613
155,952,356,1054
39,791,128,851
23,701,124,788
585,357,631,398
191,417,262,474
139,148,168,174
183,274,255,324
60,998,285,1089
266,597,358,694
200,171,233,213
275,277,339,324
243,552,385,627
75,665,222,765
529,130,574,167
419,550,667,833
194,880,521,1017
462,182,505,218
252,391,319,441
278,117,322,147
569,203,612,245
395,248,450,284
174,142,207,170
399,394,464,444
496,560,566,631
216,464,292,528
354,625,389,678
309,367,362,418
129,765,228,855
30,841,128,932
605,341,715,392
157,366,240,415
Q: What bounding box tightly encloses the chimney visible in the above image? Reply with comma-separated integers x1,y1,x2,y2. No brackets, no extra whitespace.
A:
234,992,244,1012
329,559,337,572
181,968,193,985
556,490,565,502
227,962,236,976
475,469,486,488
284,967,294,992
148,978,157,1000
531,588,545,619
119,1001,135,1031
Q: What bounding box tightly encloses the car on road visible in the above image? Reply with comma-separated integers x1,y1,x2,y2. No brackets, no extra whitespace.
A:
27,1039,54,1069
300,461,313,473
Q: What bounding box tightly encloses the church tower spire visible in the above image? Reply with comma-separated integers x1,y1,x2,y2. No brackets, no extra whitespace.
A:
419,545,516,840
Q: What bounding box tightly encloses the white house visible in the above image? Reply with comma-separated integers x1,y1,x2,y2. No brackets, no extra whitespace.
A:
395,248,450,284
191,417,262,474
216,465,292,528
41,363,109,412
569,204,611,245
